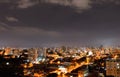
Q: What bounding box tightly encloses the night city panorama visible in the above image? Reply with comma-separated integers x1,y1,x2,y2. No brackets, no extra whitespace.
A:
0,0,120,77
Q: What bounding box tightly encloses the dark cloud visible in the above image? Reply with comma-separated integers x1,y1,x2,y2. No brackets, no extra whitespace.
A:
17,0,39,9
0,0,120,47
6,16,18,22
42,0,92,11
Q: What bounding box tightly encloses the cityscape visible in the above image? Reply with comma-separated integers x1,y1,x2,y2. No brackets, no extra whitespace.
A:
0,46,120,77
0,0,120,77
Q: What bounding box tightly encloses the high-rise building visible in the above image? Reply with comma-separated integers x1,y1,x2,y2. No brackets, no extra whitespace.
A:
106,59,120,77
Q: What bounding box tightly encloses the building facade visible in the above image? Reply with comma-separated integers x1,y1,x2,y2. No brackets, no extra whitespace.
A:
106,59,120,77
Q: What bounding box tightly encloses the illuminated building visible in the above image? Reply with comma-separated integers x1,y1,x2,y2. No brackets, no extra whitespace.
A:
106,59,120,77
4,47,11,55
78,71,84,77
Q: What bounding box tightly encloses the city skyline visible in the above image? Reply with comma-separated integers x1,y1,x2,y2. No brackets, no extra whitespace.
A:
0,0,120,47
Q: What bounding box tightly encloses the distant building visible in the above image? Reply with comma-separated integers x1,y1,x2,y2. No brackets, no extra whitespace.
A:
4,47,11,55
78,71,84,77
106,59,120,77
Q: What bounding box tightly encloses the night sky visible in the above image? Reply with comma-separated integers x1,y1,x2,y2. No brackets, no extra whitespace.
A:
0,0,120,47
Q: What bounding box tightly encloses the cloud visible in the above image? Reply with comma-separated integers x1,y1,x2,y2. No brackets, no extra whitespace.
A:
17,0,39,8
0,24,61,37
6,17,18,22
12,26,60,36
41,0,120,12
1,0,120,10
0,21,61,37
0,22,9,32
0,22,62,47
43,0,92,10
0,25,7,32
92,0,120,5
2,0,119,10
0,0,39,9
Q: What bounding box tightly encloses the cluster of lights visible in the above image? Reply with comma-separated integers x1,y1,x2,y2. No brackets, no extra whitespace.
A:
117,63,120,69
58,66,67,73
